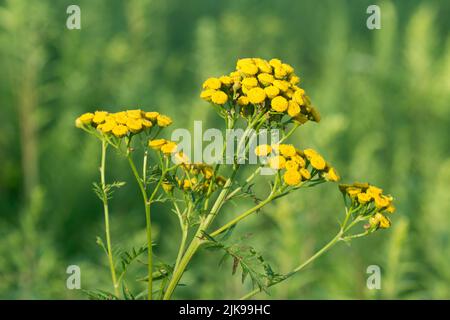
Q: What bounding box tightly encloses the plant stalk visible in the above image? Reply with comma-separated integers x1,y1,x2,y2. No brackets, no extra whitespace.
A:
99,140,120,297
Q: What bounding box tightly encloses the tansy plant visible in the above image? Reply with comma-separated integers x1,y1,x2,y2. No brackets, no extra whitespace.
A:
75,57,396,300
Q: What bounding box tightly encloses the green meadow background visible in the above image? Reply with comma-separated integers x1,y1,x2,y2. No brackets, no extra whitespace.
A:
0,0,449,299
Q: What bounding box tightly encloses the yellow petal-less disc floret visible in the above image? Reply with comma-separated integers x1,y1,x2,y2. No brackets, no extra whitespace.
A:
279,144,296,157
268,155,286,170
127,109,143,119
93,111,108,125
101,120,117,133
211,90,228,105
145,111,160,121
254,144,272,157
287,100,301,117
149,139,167,150
257,73,274,86
219,76,233,86
112,124,129,138
357,192,372,204
283,170,301,186
247,87,266,104
271,96,288,112
78,112,94,125
157,115,173,127
237,96,249,106
242,77,258,88
285,160,299,171
239,62,258,76
264,86,280,99
161,141,177,154
126,118,143,133
293,89,305,105
324,167,340,182
203,77,222,90
299,168,311,180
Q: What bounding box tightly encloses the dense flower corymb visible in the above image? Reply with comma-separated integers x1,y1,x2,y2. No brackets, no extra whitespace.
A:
75,109,172,138
200,58,320,125
255,143,340,186
339,182,395,229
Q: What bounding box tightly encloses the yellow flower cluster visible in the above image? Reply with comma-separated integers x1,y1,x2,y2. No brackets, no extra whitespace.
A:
339,183,395,229
200,58,320,123
148,139,178,154
174,163,226,193
255,144,339,186
75,110,172,138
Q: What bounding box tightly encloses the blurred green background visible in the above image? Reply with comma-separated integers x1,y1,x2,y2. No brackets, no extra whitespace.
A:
0,0,449,299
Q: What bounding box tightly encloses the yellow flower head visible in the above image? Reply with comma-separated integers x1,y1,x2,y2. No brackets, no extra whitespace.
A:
304,149,326,170
366,185,383,198
237,96,249,106
271,96,288,112
142,119,153,129
219,75,232,86
114,112,128,125
299,168,311,180
264,86,280,99
274,66,288,79
157,115,173,127
324,167,340,182
289,75,300,85
242,77,258,88
285,160,299,171
162,181,174,193
357,192,372,204
101,120,117,133
145,111,160,121
112,124,129,138
291,154,306,167
385,205,396,214
149,139,167,150
254,144,272,157
161,141,177,154
93,111,108,125
247,87,266,104
293,89,305,105
126,118,143,133
202,166,214,179
126,109,143,119
174,151,190,165
257,73,274,86
203,77,222,90
283,170,301,186
269,58,282,68
78,112,94,125
370,213,391,229
287,100,301,117
279,144,296,157
374,195,390,209
239,62,258,76
272,80,289,92
254,58,272,73
268,155,286,170
211,90,228,105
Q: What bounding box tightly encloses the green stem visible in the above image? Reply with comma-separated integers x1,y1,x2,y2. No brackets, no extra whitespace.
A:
127,153,153,300
174,223,188,271
99,140,120,297
163,172,237,300
163,115,261,300
211,189,277,237
240,231,343,300
240,205,356,299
